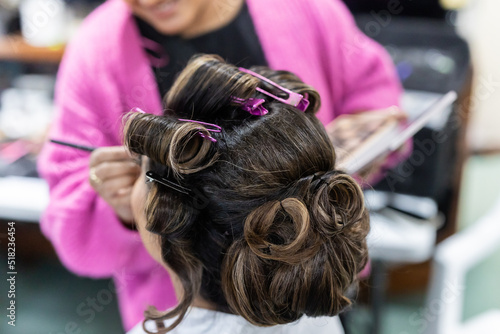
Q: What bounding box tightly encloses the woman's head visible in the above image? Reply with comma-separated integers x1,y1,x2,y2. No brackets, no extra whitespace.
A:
124,0,244,37
125,54,369,333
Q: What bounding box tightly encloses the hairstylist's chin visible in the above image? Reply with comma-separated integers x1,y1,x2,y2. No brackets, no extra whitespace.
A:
125,0,207,36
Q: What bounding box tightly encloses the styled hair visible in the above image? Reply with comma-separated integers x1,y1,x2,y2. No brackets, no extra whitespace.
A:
123,54,369,333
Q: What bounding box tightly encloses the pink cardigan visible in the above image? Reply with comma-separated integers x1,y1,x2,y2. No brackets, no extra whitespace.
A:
38,0,402,330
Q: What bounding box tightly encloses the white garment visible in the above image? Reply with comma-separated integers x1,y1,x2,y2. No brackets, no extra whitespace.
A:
127,307,344,334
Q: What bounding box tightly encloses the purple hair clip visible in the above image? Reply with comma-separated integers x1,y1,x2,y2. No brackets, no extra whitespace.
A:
231,97,268,116
141,37,169,68
178,119,222,143
238,67,310,112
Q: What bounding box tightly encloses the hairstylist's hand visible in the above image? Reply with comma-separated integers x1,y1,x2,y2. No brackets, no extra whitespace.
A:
353,109,408,183
88,146,141,226
327,107,408,184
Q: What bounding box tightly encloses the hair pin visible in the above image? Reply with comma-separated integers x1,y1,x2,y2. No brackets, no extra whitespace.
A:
238,67,310,112
145,171,190,195
231,97,268,116
178,119,222,143
130,107,146,114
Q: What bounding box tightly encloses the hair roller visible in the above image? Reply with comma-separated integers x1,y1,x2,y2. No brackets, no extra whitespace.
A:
168,122,218,176
123,112,219,176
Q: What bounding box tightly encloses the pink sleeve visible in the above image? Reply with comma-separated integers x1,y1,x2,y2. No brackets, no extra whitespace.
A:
329,0,410,180
329,0,403,115
37,28,156,277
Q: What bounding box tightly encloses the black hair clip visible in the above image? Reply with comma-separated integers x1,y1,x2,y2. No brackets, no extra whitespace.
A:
312,172,329,189
145,171,191,195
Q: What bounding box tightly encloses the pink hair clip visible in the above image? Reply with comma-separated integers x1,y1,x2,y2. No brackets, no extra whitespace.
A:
178,119,222,143
231,97,268,116
238,67,310,112
141,37,169,68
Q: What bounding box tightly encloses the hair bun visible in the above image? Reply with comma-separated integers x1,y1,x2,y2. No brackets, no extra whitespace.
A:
222,198,322,326
222,171,369,327
244,198,320,265
310,171,368,240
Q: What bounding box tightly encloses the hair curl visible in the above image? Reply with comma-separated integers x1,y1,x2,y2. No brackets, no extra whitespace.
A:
123,54,369,333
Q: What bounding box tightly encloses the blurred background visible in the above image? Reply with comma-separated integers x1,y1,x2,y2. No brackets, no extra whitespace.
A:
0,0,499,333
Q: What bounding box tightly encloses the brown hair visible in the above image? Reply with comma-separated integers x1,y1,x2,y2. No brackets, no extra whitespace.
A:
123,54,369,333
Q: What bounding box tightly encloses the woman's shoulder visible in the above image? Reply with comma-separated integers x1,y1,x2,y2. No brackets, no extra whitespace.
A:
246,0,357,42
77,0,132,40
247,0,352,20
126,307,344,334
64,0,138,67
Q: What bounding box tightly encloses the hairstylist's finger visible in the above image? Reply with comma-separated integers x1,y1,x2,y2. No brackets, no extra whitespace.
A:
352,106,408,120
94,161,141,182
90,146,134,167
108,194,135,225
89,167,103,188
391,109,408,121
360,107,408,121
115,186,132,197
100,174,138,199
108,191,133,207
